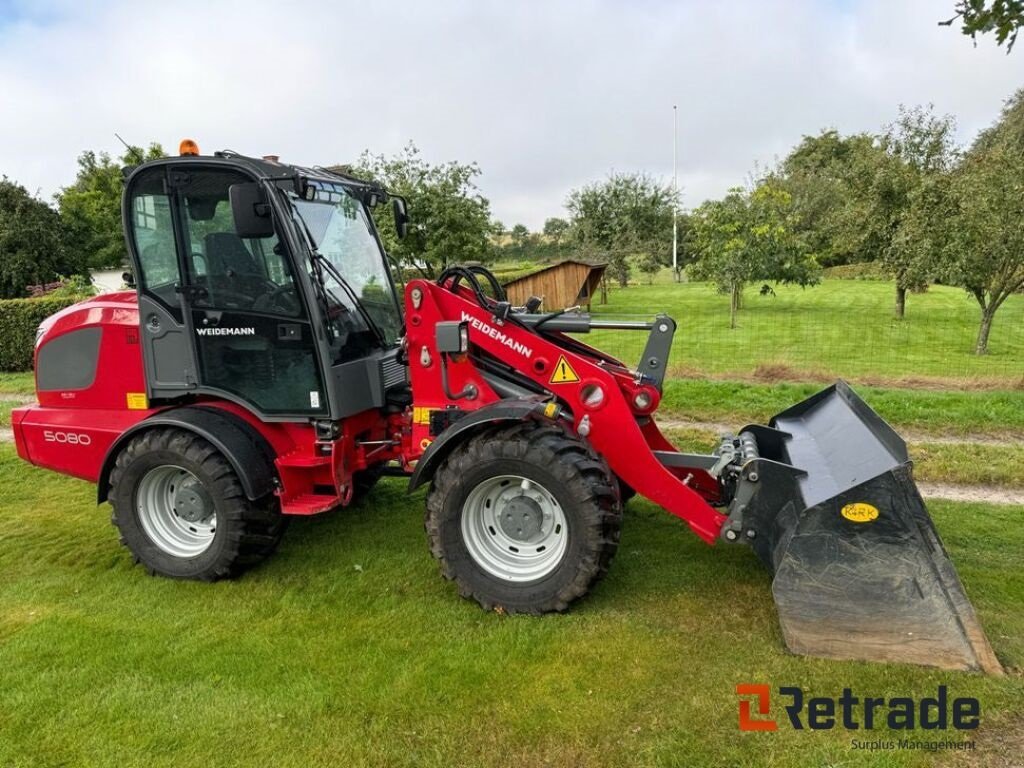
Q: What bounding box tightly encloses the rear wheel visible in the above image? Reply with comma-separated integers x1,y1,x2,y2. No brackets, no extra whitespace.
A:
109,428,287,580
425,423,622,613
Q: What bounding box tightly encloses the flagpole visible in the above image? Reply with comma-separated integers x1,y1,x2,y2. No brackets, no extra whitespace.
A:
672,104,678,281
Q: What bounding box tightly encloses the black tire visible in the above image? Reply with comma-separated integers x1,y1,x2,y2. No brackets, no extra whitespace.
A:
615,475,636,505
108,428,287,581
425,422,622,614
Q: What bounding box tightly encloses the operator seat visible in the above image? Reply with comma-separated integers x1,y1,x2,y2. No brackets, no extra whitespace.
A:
203,232,269,310
205,232,261,280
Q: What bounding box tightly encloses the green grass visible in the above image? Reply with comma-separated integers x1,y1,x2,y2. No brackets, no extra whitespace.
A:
0,401,18,428
583,278,1023,384
0,371,34,396
0,444,1021,767
663,427,1024,488
659,379,1024,437
911,441,1024,489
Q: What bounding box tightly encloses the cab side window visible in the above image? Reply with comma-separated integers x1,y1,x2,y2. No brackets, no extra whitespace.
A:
128,169,181,319
181,171,301,317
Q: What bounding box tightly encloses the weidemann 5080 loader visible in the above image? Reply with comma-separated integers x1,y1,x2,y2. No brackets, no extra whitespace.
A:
11,143,1001,673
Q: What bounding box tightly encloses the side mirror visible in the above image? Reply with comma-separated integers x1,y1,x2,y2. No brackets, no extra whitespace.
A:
392,196,409,240
229,183,275,239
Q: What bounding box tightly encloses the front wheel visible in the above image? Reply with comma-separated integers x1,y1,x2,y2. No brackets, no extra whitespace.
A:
109,428,287,581
425,423,622,613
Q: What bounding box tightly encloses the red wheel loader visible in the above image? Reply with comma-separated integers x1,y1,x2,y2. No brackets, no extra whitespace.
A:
11,145,1001,674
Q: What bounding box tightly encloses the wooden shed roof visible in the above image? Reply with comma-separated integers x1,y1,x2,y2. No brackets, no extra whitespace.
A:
501,259,607,287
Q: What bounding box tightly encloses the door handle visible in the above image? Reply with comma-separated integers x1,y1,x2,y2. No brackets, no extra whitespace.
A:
200,311,222,328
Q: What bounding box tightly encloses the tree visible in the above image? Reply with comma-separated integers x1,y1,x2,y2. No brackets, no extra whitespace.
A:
636,251,665,284
510,223,530,251
940,90,1024,353
566,172,677,288
354,143,493,279
57,142,164,270
779,130,883,268
942,0,1024,51
0,178,85,298
690,183,819,328
542,216,570,246
874,106,958,318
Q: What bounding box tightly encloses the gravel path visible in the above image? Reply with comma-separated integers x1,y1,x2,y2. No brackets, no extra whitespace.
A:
1,395,36,405
916,482,1024,506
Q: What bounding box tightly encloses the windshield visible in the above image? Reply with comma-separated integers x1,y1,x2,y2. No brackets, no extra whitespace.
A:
292,190,402,353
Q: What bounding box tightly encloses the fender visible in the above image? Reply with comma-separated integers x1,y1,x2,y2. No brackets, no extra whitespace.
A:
408,397,555,492
97,405,278,504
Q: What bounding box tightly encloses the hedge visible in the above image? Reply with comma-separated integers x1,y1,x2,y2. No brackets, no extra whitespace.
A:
0,296,79,371
822,262,889,280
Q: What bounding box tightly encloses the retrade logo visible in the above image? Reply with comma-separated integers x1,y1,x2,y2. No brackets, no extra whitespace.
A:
736,684,980,732
737,684,777,731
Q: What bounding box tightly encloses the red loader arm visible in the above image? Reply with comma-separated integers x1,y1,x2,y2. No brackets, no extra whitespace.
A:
403,279,727,543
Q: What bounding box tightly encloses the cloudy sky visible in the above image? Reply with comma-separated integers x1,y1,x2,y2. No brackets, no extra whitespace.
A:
0,0,1021,228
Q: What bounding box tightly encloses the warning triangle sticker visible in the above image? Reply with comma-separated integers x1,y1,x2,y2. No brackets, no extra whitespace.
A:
549,355,581,384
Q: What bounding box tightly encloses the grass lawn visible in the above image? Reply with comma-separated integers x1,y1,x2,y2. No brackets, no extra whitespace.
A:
0,444,1021,767
583,277,1023,385
0,372,35,396
658,379,1024,437
0,401,21,429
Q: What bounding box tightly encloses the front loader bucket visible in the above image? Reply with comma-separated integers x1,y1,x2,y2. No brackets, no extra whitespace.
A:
723,381,1002,673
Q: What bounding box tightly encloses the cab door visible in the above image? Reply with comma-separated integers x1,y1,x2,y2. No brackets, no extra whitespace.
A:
127,166,199,397
173,167,327,417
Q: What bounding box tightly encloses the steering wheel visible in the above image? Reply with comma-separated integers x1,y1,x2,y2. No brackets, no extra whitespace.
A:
210,275,277,310
209,287,258,309
254,283,301,315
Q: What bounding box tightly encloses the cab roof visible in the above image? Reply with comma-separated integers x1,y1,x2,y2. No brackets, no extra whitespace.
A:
122,150,381,195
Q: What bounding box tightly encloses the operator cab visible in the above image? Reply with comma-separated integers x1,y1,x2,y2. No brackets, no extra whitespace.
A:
123,144,409,421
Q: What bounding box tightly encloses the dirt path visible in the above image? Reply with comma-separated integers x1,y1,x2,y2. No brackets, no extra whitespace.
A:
0,395,36,405
917,482,1024,506
658,418,1015,446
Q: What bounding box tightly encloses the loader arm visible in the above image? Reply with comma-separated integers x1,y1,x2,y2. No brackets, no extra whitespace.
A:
404,277,727,542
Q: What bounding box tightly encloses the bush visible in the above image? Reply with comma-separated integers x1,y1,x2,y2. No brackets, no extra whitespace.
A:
0,296,79,371
26,274,96,299
822,262,888,280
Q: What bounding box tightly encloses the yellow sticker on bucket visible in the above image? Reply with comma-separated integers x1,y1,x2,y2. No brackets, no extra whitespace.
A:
841,502,879,523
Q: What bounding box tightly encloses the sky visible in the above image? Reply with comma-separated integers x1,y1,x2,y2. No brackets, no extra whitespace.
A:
0,0,1022,229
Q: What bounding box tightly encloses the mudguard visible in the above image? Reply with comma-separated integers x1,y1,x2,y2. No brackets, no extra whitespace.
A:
97,405,278,504
408,397,552,492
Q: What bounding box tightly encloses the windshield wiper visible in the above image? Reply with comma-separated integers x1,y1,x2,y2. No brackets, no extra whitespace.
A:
288,205,388,347
318,254,388,346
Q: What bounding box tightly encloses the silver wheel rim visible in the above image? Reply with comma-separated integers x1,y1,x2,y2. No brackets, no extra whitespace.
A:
136,465,217,558
461,474,568,582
